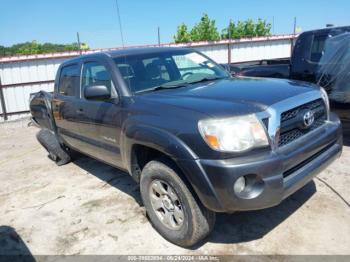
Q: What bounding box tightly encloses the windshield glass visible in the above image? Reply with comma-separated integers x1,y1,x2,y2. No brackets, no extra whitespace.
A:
113,49,230,93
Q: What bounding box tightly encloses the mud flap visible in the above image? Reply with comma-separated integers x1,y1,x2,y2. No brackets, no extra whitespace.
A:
36,129,71,166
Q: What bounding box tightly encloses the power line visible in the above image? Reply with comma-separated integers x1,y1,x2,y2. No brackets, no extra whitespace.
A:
115,0,125,47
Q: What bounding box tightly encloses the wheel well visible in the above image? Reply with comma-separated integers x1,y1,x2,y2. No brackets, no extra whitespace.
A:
131,144,207,209
131,144,188,181
130,145,169,181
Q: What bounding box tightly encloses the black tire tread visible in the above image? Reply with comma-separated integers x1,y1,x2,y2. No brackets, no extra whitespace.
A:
140,158,216,247
36,129,71,166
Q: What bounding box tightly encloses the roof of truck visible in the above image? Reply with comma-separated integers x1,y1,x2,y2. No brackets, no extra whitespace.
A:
59,47,192,66
301,25,350,35
104,46,189,58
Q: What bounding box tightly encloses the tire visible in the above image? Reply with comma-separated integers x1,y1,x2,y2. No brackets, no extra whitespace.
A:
140,159,216,247
36,129,71,166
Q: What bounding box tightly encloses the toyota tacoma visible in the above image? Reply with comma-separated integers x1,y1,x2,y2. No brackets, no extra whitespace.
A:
30,47,342,247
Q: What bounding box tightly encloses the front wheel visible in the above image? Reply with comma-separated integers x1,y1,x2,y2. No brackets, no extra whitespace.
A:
140,159,216,247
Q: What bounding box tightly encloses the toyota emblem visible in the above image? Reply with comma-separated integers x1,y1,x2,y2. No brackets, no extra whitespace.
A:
303,110,315,128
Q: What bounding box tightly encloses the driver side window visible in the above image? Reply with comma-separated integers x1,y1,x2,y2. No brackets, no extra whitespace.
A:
81,61,116,98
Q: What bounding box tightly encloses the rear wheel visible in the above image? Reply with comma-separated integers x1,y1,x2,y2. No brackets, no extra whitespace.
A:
36,129,71,166
140,159,216,247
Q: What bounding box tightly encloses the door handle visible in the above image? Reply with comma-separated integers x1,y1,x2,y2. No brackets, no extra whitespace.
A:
76,108,84,115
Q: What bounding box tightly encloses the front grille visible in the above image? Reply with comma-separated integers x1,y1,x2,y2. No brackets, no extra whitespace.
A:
279,99,327,147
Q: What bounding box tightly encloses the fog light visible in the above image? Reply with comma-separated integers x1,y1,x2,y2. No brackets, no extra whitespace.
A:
233,176,246,194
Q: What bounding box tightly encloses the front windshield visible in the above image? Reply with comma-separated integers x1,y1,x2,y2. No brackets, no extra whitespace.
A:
113,49,230,93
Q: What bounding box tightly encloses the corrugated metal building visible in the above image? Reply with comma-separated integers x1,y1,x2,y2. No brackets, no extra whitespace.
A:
0,34,295,121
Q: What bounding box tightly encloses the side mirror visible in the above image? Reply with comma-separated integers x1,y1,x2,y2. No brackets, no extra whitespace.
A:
84,85,111,100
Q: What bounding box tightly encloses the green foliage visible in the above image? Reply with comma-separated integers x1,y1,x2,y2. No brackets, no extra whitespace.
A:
255,19,272,36
174,15,272,43
174,23,191,43
173,13,220,43
243,19,256,36
190,13,220,42
221,18,272,39
0,41,89,57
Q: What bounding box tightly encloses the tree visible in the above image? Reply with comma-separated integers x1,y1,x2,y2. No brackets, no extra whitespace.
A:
12,41,40,55
255,19,272,36
243,19,256,37
235,21,246,38
221,19,272,39
0,41,89,56
221,20,244,39
174,23,191,43
221,20,235,39
190,13,220,42
0,45,6,56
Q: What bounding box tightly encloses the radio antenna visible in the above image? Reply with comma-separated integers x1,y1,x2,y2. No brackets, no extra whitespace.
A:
115,0,125,48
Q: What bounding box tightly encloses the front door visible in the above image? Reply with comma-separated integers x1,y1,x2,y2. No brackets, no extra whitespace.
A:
75,59,123,168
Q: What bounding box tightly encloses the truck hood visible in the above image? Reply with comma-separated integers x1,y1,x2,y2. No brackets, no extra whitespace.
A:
138,77,319,117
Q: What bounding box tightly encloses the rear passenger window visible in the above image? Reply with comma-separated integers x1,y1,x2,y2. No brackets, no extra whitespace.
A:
58,64,79,96
81,62,115,98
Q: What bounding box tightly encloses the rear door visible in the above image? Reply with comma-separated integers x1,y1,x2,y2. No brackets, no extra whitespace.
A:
75,58,123,167
52,63,82,149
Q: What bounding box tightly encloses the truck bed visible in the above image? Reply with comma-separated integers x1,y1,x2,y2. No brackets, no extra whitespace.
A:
223,58,291,78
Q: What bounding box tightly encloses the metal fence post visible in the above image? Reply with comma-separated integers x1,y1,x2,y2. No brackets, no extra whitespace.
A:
227,22,232,64
228,43,231,65
0,76,8,121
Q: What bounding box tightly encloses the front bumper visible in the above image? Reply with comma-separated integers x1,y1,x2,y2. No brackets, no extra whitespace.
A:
178,113,342,212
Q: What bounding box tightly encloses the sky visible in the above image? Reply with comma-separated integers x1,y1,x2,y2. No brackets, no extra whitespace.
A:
0,0,349,49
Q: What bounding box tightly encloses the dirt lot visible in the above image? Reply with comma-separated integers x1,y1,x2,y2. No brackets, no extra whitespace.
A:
0,118,349,256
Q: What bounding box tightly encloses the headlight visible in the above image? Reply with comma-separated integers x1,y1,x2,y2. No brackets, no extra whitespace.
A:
198,114,269,152
320,87,330,120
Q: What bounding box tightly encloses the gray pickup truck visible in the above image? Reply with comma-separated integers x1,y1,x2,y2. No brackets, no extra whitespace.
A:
30,47,342,247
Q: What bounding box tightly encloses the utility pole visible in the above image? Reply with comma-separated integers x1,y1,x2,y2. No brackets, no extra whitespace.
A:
228,20,232,64
115,0,125,48
291,17,297,57
76,32,82,55
272,16,275,35
157,26,161,46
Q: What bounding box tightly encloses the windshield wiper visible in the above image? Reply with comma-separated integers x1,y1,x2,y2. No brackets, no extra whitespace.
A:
136,76,227,94
137,82,189,94
153,83,189,91
187,76,226,84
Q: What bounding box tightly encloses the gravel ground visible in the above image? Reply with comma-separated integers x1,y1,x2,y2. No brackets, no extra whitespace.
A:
0,118,349,256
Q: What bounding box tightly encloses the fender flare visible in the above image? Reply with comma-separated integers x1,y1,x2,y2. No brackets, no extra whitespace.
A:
121,124,223,211
121,124,198,174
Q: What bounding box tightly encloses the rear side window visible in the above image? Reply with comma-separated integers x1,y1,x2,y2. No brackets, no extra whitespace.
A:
58,64,80,96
